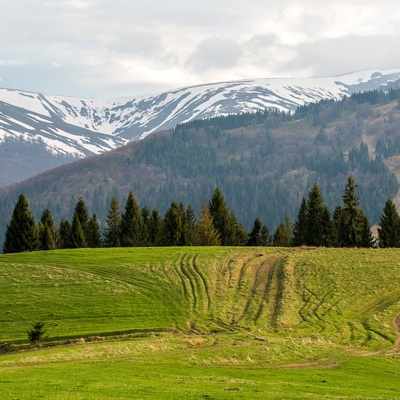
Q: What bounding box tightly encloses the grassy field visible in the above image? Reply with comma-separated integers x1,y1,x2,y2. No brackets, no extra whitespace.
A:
0,247,400,399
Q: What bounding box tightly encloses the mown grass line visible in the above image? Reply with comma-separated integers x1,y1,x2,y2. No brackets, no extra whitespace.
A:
192,254,211,312
253,256,283,324
270,257,287,329
179,254,199,314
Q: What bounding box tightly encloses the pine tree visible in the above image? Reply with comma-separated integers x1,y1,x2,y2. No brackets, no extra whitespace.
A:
186,204,197,245
148,209,163,246
163,202,187,246
86,213,102,248
140,206,151,246
292,198,308,246
38,209,58,250
58,219,73,249
208,187,236,245
341,175,360,246
260,224,271,246
378,199,400,247
359,211,374,248
103,196,121,247
193,203,221,246
305,183,332,246
3,194,38,253
231,213,249,246
73,197,90,239
272,217,293,247
339,175,368,247
332,205,344,247
71,211,87,248
320,206,335,247
120,192,143,247
248,218,262,246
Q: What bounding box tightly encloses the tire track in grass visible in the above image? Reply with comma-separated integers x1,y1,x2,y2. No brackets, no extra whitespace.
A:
230,256,262,325
230,258,251,325
83,266,157,299
253,256,283,324
179,254,199,313
357,289,400,346
270,257,287,329
174,254,192,307
192,254,211,312
212,259,236,330
237,260,269,324
159,260,191,323
212,257,250,326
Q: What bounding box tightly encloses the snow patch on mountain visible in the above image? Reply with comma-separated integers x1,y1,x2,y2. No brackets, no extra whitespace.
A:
1,69,400,162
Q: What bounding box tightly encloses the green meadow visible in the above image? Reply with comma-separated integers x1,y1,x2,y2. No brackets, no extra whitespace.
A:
1,247,400,399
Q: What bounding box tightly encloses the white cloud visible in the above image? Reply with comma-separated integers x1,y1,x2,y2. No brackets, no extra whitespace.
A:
0,0,399,97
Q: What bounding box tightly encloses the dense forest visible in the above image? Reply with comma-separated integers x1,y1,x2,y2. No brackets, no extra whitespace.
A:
4,176,400,253
1,88,400,249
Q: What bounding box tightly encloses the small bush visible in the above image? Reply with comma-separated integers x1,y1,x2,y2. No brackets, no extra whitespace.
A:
27,321,47,347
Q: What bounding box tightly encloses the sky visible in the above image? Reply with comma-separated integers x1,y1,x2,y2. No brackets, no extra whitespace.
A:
1,0,400,99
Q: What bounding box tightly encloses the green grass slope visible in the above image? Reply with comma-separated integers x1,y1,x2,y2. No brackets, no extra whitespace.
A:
1,247,400,399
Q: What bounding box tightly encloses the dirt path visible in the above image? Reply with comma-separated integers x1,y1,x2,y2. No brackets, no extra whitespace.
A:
393,313,400,347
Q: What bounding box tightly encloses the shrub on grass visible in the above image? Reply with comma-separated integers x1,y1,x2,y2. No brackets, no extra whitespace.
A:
27,322,47,348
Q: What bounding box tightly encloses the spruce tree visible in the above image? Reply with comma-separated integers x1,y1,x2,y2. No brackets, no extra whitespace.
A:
3,194,38,253
186,204,197,245
231,213,249,246
140,206,151,246
73,197,90,239
120,191,143,247
148,209,163,246
339,175,369,247
359,211,374,248
332,205,344,247
193,203,221,246
260,224,271,246
71,211,87,248
208,187,235,245
305,183,332,246
292,198,308,246
378,199,400,247
86,213,102,248
163,202,187,246
272,217,293,247
58,219,73,249
341,175,360,246
248,218,262,246
38,209,58,250
103,196,121,247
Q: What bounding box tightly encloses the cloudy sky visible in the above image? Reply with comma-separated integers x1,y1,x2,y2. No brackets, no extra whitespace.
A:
1,0,400,98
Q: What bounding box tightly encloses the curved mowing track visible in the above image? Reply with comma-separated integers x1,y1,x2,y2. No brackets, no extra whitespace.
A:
210,254,288,330
174,253,211,321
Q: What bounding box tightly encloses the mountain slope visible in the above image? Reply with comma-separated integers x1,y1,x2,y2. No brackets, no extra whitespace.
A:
1,89,399,249
1,69,400,186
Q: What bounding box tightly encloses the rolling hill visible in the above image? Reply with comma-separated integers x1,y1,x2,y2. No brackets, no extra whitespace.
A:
0,247,399,399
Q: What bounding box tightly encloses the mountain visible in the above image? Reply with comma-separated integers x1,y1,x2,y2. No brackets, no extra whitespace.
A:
1,69,400,186
1,88,400,249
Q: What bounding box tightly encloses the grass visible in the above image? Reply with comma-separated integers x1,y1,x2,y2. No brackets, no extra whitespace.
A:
1,246,400,399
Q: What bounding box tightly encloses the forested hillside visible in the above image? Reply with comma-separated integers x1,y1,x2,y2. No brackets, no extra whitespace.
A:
0,89,399,248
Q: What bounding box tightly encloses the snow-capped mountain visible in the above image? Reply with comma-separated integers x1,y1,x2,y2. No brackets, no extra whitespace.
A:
1,69,400,186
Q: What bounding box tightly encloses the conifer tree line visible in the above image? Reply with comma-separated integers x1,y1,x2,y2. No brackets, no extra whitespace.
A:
2,176,400,253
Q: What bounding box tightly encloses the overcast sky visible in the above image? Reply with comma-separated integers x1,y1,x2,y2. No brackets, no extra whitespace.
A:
1,0,400,98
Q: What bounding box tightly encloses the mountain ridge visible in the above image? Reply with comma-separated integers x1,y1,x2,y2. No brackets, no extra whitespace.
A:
1,68,400,187
1,89,400,251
